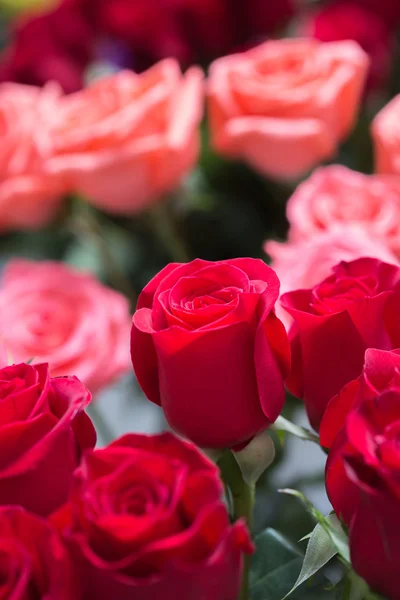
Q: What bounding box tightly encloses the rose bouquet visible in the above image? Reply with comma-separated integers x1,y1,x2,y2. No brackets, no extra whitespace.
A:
1,1,400,599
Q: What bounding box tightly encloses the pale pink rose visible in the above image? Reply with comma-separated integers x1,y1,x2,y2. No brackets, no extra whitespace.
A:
208,39,369,180
46,59,204,215
372,94,400,174
286,165,400,254
0,260,132,394
0,82,66,230
265,225,398,328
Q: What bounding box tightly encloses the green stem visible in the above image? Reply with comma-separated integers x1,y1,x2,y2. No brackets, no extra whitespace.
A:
87,402,115,446
148,201,191,263
219,451,255,600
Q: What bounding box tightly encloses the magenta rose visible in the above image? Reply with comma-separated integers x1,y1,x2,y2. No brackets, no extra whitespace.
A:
281,257,400,430
131,258,290,448
54,432,253,600
324,348,400,599
0,362,96,516
0,506,78,599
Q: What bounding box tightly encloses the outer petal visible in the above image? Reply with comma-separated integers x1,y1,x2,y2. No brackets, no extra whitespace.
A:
350,490,400,600
66,514,251,600
131,308,161,406
282,291,367,430
213,115,336,180
320,378,360,449
325,431,360,523
153,321,270,448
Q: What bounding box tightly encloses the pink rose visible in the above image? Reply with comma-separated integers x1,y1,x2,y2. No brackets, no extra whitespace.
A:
265,225,398,329
208,39,369,180
372,94,400,174
0,260,131,394
286,165,400,254
0,82,66,231
46,59,204,214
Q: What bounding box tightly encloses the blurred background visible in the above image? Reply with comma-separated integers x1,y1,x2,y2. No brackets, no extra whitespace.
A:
1,0,400,545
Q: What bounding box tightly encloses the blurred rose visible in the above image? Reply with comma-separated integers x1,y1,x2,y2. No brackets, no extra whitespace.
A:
372,94,400,174
0,82,67,231
305,1,392,91
208,39,369,180
286,166,400,254
0,2,93,93
351,0,400,26
0,362,95,516
265,224,398,329
0,506,78,599
0,260,131,394
46,60,203,214
55,432,253,600
81,0,294,67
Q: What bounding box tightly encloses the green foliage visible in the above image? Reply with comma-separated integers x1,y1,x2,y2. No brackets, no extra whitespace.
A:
250,528,338,600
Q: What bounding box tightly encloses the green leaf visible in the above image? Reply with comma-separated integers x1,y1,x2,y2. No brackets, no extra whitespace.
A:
279,490,350,564
250,528,337,600
273,416,320,445
282,518,338,598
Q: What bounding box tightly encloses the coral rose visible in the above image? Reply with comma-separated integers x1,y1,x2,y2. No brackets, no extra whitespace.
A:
54,432,253,600
131,258,290,449
372,94,400,175
46,59,203,214
286,165,400,254
0,362,96,516
0,82,66,231
0,260,131,394
208,38,369,180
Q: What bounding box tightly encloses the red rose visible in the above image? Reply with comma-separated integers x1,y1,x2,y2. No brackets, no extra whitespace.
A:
324,348,400,599
54,432,253,600
0,362,96,516
0,506,78,599
281,258,400,430
131,258,290,448
0,2,93,93
308,1,393,90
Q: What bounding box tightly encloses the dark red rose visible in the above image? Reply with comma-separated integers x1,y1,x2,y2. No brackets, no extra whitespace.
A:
0,506,78,599
131,258,290,448
281,258,400,430
309,1,392,91
82,0,294,67
54,432,253,600
0,362,96,516
351,0,400,27
0,2,93,93
325,348,400,600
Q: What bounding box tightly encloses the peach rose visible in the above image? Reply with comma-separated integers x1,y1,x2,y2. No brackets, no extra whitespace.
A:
286,165,400,254
372,94,400,174
208,39,369,180
0,260,131,394
46,59,204,215
0,82,66,230
265,225,398,328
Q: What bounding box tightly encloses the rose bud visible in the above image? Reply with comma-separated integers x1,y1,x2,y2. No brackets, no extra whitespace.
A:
131,258,290,448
